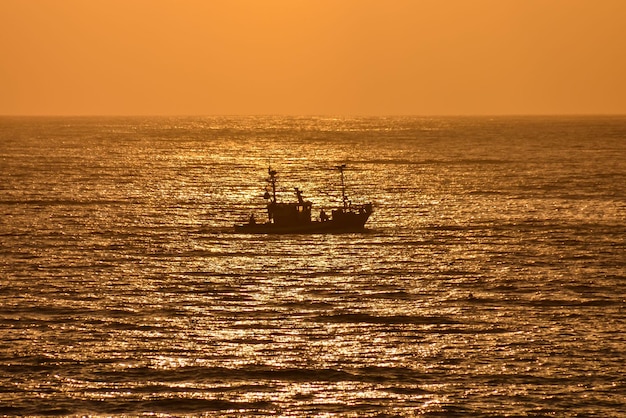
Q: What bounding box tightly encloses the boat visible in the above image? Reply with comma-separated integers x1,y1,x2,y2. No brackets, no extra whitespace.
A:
234,164,373,234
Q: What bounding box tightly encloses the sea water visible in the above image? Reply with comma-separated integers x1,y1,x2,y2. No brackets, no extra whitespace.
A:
1,116,625,416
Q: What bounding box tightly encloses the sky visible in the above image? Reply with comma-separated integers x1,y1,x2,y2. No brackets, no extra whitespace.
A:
2,0,626,116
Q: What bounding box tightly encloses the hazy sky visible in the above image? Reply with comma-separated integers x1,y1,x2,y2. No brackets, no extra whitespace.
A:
2,0,626,116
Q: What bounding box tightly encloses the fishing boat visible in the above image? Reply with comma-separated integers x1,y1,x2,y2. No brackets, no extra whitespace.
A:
234,164,373,234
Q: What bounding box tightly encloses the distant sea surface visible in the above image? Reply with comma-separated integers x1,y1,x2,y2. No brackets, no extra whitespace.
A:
1,116,625,417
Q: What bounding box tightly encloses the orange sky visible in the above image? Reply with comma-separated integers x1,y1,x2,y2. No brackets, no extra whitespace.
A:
2,0,625,115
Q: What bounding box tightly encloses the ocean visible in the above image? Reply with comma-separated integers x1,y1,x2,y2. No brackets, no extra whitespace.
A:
1,116,625,416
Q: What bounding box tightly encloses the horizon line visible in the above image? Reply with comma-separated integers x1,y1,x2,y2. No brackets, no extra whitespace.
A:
2,113,626,118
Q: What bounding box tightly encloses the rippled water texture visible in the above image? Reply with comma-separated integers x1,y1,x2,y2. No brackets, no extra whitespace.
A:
1,116,625,416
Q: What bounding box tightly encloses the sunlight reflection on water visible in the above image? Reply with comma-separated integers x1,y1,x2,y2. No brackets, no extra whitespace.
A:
1,116,625,416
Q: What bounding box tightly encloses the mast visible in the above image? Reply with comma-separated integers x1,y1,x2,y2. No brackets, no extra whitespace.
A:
337,164,348,209
267,167,278,203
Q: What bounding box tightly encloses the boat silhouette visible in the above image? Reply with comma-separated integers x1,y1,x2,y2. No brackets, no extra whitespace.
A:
235,164,373,234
